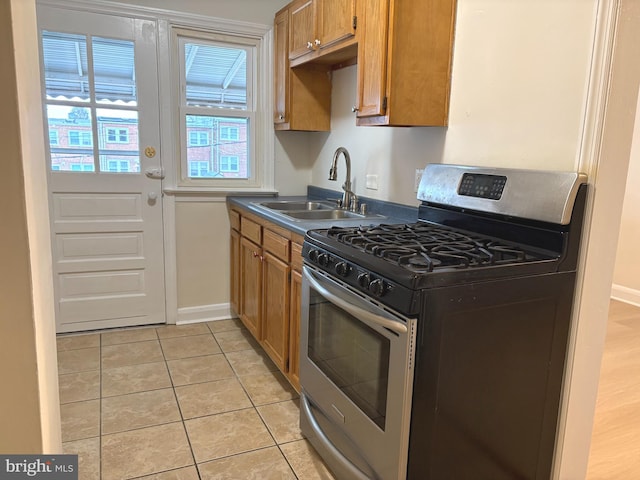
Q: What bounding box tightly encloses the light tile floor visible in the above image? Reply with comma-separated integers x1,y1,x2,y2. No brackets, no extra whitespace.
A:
57,319,335,480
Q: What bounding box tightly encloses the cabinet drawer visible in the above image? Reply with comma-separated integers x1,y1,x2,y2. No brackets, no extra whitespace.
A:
230,210,240,231
291,241,303,271
241,217,262,244
264,229,290,262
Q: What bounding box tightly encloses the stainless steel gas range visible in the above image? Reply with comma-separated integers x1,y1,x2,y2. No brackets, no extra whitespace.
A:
299,164,587,480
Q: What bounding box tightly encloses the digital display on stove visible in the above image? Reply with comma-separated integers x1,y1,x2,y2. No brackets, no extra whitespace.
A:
458,173,507,200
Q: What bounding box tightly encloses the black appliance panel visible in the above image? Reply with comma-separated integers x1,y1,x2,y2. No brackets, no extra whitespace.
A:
407,272,575,479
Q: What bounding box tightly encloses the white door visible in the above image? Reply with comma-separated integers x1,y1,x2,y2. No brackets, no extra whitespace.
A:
39,7,166,333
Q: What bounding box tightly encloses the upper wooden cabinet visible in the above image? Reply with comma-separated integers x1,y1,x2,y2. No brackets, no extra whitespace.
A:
289,0,316,61
356,0,457,126
274,4,331,131
288,0,358,67
317,0,357,53
274,0,456,128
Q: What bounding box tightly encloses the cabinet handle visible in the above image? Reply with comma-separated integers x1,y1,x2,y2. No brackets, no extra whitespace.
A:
306,41,313,49
252,251,264,261
351,106,359,113
278,114,284,120
314,38,321,46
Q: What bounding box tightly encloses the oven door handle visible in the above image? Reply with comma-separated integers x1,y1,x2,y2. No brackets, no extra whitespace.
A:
303,266,407,335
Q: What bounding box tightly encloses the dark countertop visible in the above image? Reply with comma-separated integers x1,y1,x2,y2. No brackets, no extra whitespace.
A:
227,186,419,237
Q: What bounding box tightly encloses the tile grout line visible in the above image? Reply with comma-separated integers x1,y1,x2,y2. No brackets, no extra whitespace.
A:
60,321,313,479
159,325,203,479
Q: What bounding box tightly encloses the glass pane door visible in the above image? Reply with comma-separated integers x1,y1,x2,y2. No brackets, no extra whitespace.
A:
42,32,140,173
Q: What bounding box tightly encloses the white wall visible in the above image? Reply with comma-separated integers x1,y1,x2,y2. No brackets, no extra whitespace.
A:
1,0,60,453
115,0,289,25
612,86,640,305
309,1,598,206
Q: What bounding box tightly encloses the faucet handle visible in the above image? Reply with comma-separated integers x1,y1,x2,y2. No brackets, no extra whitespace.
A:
348,193,359,212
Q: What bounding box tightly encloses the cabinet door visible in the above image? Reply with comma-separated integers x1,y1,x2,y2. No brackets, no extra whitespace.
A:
261,252,291,371
240,236,262,340
230,229,241,316
288,268,302,392
317,0,356,51
289,0,316,61
356,0,390,118
274,8,289,124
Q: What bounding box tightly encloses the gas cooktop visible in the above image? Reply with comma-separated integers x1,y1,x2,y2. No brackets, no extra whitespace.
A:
322,222,554,274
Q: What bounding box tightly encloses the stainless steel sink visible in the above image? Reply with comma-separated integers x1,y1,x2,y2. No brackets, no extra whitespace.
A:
253,199,383,222
283,209,365,220
258,201,330,211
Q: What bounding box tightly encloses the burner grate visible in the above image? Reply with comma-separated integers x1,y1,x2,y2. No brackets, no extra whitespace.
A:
326,223,539,273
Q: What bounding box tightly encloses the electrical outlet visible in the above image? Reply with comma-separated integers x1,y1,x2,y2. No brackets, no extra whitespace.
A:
366,174,378,190
414,169,424,192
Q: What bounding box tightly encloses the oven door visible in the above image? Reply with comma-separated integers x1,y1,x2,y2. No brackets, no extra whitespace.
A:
300,265,417,480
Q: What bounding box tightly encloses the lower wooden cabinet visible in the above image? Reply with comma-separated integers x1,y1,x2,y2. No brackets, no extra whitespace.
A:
288,268,302,391
239,236,262,340
228,206,303,391
230,228,241,316
261,251,291,371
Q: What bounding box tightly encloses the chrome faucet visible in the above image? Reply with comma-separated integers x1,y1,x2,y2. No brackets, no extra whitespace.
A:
328,147,358,211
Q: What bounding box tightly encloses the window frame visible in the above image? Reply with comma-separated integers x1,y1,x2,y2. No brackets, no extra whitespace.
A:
169,26,271,192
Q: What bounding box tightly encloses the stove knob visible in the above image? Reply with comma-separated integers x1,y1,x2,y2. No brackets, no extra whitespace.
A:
369,279,387,297
335,262,350,277
308,249,319,263
318,253,330,267
357,273,371,288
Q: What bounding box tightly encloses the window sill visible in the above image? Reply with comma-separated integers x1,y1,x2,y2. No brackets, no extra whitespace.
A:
163,187,278,197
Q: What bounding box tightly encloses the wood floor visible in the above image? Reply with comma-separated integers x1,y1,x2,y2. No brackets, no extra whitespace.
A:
586,299,640,478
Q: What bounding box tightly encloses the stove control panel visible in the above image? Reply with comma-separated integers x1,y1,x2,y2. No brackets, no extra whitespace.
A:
458,173,507,200
305,247,396,300
303,243,421,315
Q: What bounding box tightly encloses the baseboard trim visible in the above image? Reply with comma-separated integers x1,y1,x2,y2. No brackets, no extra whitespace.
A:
611,284,640,307
177,303,237,325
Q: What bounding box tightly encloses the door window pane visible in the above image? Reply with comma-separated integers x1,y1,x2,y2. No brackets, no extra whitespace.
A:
42,31,90,102
42,32,140,174
47,105,95,172
97,109,139,173
93,37,137,105
186,115,248,179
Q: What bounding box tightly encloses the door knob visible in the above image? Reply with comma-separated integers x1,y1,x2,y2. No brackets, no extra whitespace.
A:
148,191,158,200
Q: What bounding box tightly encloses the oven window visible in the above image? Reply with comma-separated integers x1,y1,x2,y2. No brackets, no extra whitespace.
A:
308,293,390,430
